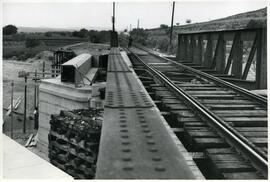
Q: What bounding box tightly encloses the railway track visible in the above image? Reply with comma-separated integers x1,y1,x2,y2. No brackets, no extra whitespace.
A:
124,46,268,179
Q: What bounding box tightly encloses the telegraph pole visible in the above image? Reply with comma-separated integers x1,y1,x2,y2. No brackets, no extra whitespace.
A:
170,1,175,45
112,2,115,32
136,19,140,39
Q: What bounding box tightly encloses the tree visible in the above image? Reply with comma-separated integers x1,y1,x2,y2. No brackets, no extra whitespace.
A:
72,28,88,38
186,19,192,24
44,32,52,37
3,25,17,35
176,23,180,26
79,28,88,38
160,24,169,29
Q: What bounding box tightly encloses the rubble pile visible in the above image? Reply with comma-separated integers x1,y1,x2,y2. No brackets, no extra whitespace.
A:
48,109,103,179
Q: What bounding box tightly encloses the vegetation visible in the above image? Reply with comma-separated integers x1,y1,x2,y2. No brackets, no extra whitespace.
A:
72,28,88,38
3,25,18,35
3,25,112,60
185,19,192,24
44,32,52,37
160,24,169,29
130,28,149,46
25,38,41,48
129,24,177,55
72,29,111,43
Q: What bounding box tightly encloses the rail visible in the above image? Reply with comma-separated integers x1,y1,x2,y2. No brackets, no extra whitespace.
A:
127,46,268,178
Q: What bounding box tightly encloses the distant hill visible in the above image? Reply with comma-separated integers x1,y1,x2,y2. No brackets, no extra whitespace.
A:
17,26,76,33
17,26,111,33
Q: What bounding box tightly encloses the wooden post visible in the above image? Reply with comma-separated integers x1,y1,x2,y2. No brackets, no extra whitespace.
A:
136,19,139,40
10,81,14,139
256,28,267,89
42,61,45,78
34,70,38,129
231,35,243,78
212,33,226,72
23,76,27,133
112,2,115,32
203,34,213,67
169,1,175,45
52,53,55,78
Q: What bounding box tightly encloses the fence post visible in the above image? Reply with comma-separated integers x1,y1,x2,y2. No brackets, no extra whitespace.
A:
34,70,38,129
23,76,27,133
10,81,14,139
42,61,45,78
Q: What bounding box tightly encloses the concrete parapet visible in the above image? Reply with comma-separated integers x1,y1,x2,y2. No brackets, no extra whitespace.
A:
37,76,92,154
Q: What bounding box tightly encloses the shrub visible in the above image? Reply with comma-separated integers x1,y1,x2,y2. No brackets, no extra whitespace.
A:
25,38,41,48
160,24,169,29
44,32,52,37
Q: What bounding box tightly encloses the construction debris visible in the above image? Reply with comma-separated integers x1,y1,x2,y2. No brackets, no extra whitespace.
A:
48,108,103,179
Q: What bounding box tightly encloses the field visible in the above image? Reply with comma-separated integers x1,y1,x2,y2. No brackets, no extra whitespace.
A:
3,38,87,60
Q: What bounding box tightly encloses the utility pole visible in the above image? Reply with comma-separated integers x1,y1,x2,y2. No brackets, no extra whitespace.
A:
170,1,175,45
10,81,14,139
130,24,132,32
112,2,115,32
23,76,27,133
136,19,140,39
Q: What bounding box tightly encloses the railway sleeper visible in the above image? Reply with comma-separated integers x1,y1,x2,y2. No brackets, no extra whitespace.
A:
206,104,257,110
205,148,264,179
186,90,235,95
182,87,222,91
192,94,238,100
213,110,267,117
200,99,254,105
224,118,267,127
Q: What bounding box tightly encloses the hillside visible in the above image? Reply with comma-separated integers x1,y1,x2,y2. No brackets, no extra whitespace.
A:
17,26,111,33
17,26,76,33
139,7,267,55
148,7,267,34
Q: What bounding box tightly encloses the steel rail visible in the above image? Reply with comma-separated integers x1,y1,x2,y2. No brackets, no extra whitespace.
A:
128,49,268,178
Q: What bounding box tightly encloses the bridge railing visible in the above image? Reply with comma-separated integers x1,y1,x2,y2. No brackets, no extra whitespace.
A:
176,28,267,89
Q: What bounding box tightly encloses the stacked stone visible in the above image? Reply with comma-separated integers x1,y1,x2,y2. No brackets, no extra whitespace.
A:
48,109,102,179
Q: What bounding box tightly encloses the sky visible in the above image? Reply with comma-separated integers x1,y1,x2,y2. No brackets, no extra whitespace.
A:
2,0,268,31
